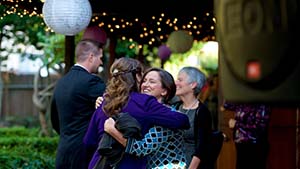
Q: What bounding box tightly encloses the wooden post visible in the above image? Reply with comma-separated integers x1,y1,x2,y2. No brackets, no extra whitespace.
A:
64,36,75,74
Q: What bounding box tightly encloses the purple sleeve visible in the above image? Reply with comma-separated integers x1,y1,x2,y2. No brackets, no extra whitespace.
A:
135,95,190,130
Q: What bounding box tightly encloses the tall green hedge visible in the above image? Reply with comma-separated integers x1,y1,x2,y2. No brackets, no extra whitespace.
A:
0,127,58,169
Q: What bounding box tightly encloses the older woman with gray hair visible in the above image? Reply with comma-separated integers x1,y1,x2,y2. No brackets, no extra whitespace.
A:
173,66,215,169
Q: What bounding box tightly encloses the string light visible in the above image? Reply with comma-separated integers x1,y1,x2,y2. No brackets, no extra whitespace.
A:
1,0,216,46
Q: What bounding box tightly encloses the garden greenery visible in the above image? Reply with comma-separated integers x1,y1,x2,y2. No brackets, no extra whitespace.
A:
0,127,58,169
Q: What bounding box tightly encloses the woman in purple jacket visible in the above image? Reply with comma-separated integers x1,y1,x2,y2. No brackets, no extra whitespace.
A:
83,57,190,169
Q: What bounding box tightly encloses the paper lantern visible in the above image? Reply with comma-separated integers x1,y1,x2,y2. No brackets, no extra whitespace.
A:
167,30,194,53
82,26,108,45
158,45,172,61
42,0,92,36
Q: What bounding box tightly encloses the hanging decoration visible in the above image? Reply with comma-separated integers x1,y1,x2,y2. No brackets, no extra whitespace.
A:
166,30,194,53
42,0,92,36
82,26,108,45
158,44,172,61
2,1,216,45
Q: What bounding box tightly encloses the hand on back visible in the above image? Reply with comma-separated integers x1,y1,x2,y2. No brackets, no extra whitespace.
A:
95,96,104,109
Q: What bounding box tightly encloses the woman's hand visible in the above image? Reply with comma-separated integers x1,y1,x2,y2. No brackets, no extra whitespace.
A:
188,156,200,169
95,96,104,109
104,117,128,147
104,117,116,133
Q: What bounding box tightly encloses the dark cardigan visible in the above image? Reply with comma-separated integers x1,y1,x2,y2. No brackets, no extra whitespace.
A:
173,100,223,169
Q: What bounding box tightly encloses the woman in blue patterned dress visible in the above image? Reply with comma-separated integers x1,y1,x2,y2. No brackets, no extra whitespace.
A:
104,67,187,168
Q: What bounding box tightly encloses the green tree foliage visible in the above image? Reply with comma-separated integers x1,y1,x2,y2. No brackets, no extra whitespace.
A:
0,5,65,71
0,5,47,48
115,39,139,58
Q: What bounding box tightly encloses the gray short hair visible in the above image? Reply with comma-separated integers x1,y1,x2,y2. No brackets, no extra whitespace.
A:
179,66,206,96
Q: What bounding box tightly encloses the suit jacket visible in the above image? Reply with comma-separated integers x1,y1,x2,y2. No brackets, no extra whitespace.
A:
51,65,106,169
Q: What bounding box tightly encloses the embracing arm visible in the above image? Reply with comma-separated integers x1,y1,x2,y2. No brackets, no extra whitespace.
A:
142,96,190,130
104,118,127,147
125,126,171,157
104,117,173,157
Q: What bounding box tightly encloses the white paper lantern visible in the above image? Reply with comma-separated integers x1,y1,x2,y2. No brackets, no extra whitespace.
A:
42,0,92,36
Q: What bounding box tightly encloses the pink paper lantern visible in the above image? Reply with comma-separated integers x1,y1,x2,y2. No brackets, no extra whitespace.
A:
82,26,107,45
158,45,172,61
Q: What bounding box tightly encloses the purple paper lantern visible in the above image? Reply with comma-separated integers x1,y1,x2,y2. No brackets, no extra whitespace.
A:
158,45,172,61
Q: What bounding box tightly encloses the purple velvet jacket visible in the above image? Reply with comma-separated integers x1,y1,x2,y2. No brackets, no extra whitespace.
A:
83,92,190,169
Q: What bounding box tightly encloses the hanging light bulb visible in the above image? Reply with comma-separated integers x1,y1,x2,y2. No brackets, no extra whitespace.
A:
42,0,92,36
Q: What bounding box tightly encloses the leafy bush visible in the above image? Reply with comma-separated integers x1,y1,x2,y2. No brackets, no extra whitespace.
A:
0,127,58,169
1,116,41,128
0,126,39,137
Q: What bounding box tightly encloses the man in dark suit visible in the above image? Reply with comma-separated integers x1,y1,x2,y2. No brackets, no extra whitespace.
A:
51,39,106,169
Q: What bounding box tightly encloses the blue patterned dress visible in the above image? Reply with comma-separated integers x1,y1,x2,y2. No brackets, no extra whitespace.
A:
125,125,186,169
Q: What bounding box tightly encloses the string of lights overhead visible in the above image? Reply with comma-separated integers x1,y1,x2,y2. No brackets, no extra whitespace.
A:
1,0,216,47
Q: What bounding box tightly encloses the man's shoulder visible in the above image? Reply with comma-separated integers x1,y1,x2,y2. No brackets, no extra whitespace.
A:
55,69,105,88
71,66,104,81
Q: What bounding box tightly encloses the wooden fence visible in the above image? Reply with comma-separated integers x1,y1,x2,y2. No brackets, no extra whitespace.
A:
0,71,107,126
0,72,58,124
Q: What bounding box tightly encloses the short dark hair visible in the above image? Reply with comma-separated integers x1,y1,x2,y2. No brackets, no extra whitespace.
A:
75,40,103,62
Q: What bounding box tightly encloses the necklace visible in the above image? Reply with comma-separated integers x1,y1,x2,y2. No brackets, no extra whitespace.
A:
183,99,198,109
181,99,198,114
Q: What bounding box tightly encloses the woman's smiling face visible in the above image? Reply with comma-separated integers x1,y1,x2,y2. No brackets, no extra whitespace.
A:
175,71,194,97
140,71,167,103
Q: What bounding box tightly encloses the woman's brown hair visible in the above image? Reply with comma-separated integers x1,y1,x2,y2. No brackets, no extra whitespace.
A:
103,57,144,116
140,67,176,104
